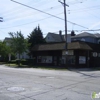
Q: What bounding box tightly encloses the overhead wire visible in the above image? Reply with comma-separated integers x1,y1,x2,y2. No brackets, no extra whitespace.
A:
1,0,53,17
79,3,100,20
0,12,64,29
9,0,88,29
66,0,87,5
5,4,62,22
0,0,35,16
2,0,87,23
0,0,48,21
68,5,100,12
67,1,100,33
2,0,59,22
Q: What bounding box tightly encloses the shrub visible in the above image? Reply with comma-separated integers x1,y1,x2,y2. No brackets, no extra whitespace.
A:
26,59,34,65
8,60,16,64
21,59,28,65
8,59,34,66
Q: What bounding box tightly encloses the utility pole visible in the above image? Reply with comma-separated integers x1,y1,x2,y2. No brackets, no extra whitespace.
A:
59,0,69,67
59,0,69,44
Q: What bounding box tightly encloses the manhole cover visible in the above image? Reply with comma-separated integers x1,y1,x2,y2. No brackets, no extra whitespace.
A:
7,87,25,92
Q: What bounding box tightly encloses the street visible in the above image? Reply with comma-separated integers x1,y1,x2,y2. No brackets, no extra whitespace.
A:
0,65,100,100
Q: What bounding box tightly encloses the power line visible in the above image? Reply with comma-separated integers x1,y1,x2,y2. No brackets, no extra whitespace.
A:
10,0,88,29
0,12,63,29
80,4,100,20
68,5,100,12
56,29,100,33
5,4,62,22
0,0,34,16
1,0,52,18
68,29,100,32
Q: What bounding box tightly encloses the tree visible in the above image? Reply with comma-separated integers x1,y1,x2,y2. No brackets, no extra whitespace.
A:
9,31,28,66
0,41,11,61
28,25,46,56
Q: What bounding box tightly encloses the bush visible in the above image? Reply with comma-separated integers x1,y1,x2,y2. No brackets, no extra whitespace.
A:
8,60,16,64
8,59,34,65
21,59,28,65
26,59,34,65
16,59,20,65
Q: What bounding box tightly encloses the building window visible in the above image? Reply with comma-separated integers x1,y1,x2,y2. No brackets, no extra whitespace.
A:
79,56,86,64
37,56,52,63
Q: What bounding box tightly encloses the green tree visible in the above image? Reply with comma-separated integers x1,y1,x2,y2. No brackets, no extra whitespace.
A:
0,41,11,61
9,31,28,66
28,25,46,56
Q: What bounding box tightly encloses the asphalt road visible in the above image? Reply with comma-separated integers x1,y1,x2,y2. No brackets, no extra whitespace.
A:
0,65,100,100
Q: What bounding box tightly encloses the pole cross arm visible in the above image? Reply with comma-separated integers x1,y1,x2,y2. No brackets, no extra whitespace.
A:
58,0,69,7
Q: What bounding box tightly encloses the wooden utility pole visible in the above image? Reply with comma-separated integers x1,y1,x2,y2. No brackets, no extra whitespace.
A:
59,0,69,67
64,0,68,46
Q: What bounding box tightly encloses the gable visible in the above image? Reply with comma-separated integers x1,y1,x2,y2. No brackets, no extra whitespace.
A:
45,33,55,42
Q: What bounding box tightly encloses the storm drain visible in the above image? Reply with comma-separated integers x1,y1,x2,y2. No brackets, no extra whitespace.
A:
7,87,25,92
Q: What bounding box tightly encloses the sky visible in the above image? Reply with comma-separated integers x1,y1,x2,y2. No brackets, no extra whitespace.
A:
0,0,100,40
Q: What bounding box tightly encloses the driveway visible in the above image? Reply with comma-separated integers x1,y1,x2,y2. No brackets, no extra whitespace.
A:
0,65,100,100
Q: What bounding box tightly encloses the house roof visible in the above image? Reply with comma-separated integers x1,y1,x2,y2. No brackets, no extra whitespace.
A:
49,33,63,42
32,41,100,51
71,32,99,38
94,33,100,38
4,37,12,41
32,42,65,51
46,33,71,42
68,42,92,50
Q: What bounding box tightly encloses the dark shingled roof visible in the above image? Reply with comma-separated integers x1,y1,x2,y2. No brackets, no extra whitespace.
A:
48,33,63,42
4,37,12,41
32,42,65,51
32,41,100,51
46,33,71,42
94,33,100,38
68,42,92,50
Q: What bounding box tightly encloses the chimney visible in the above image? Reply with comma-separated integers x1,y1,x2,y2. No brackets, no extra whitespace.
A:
59,30,63,41
71,30,76,36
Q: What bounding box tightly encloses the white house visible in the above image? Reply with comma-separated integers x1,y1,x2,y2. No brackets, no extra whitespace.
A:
45,31,71,43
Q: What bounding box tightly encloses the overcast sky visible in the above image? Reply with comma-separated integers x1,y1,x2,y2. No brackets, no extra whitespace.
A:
0,0,100,39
